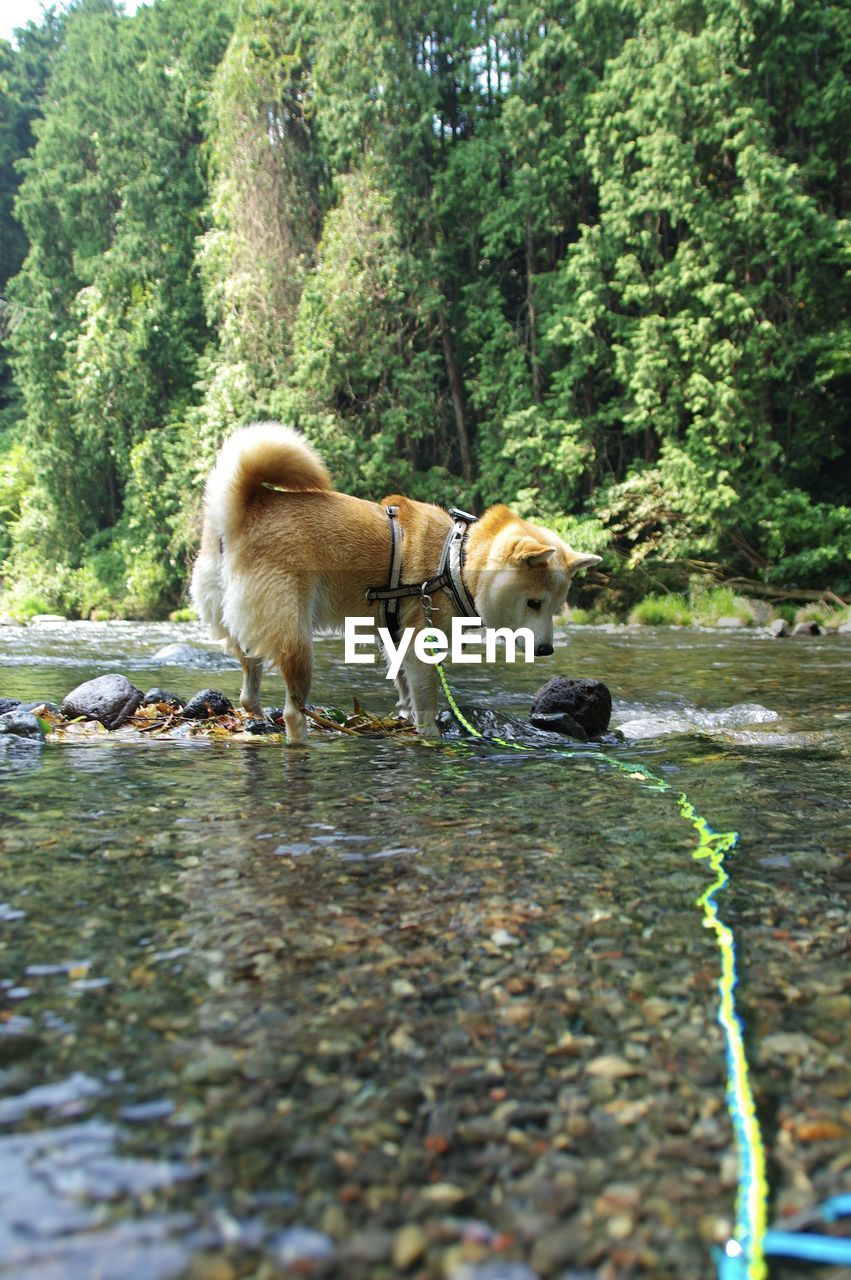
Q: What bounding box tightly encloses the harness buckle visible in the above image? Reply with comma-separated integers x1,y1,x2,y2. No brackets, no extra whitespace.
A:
420,586,435,626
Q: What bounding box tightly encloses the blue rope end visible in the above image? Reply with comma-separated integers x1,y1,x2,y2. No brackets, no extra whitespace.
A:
713,1240,751,1280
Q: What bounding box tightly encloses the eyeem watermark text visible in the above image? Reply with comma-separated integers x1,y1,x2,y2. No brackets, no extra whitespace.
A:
345,616,535,681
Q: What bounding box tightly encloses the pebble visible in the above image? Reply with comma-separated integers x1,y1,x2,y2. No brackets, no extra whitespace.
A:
268,1226,336,1266
393,1223,428,1269
530,1223,589,1275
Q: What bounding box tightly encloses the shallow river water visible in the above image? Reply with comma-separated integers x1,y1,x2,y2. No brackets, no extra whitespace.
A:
1,621,850,1280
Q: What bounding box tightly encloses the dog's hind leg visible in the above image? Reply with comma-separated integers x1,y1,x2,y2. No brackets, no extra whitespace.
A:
276,591,314,744
277,639,312,744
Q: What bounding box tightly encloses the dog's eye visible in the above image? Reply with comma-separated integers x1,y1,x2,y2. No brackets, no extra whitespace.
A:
527,599,542,612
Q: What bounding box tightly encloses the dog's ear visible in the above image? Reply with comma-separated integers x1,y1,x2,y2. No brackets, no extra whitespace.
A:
510,536,557,567
566,551,603,572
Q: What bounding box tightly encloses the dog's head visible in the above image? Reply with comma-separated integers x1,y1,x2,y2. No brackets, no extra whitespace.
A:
469,509,601,656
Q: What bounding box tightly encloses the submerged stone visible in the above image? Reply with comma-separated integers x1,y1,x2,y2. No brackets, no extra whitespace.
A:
151,642,224,668
61,674,143,730
0,708,44,742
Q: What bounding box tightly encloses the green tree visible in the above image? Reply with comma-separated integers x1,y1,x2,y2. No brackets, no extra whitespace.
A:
5,0,233,614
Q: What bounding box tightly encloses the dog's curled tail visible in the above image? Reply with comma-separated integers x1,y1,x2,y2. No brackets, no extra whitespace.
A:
205,421,332,543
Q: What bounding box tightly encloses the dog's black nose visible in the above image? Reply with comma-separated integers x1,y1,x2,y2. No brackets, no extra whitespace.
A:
534,642,554,657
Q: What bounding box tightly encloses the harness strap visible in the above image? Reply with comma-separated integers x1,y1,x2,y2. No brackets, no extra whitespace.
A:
379,506,403,641
366,506,478,630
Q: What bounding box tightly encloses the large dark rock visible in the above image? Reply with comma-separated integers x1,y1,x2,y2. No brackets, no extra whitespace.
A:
530,677,612,738
61,674,143,730
182,689,234,719
0,697,22,715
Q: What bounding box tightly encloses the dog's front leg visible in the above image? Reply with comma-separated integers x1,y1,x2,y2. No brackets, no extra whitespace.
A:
401,656,440,739
237,651,264,715
393,666,413,721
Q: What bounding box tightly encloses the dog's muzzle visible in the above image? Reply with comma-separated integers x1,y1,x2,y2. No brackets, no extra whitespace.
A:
535,642,554,657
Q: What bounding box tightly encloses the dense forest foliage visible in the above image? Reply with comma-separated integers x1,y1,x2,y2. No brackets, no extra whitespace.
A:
1,0,849,620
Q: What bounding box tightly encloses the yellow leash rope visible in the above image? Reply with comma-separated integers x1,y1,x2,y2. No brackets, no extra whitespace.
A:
435,663,768,1278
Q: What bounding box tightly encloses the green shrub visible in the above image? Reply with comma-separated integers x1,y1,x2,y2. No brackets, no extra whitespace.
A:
690,587,758,626
628,593,692,626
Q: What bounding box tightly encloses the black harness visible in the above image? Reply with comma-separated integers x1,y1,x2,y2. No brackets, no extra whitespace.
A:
366,506,479,641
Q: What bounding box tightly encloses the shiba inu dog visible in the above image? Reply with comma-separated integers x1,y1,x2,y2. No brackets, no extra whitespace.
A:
190,422,601,743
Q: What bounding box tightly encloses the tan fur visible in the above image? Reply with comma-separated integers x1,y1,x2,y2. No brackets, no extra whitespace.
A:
191,423,601,743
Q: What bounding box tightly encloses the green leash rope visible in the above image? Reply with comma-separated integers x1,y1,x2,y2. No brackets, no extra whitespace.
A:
435,663,769,1278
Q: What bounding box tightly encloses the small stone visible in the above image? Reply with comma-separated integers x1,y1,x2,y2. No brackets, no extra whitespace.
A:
182,689,234,719
181,1048,241,1084
769,618,789,637
761,1032,821,1059
393,1224,428,1270
585,1055,638,1078
420,1182,468,1208
184,1254,238,1280
141,687,185,710
530,1222,588,1275
269,1226,336,1266
342,1229,394,1265
244,718,280,735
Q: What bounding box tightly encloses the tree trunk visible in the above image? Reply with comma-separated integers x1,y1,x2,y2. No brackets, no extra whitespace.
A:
439,311,475,497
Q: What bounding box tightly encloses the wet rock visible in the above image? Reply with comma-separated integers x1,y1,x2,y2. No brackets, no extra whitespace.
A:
530,677,612,738
0,697,22,715
526,711,588,741
30,613,67,626
793,621,822,635
769,618,789,638
142,687,185,710
61,674,143,730
182,689,234,719
244,718,280,735
0,708,45,742
152,642,224,668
